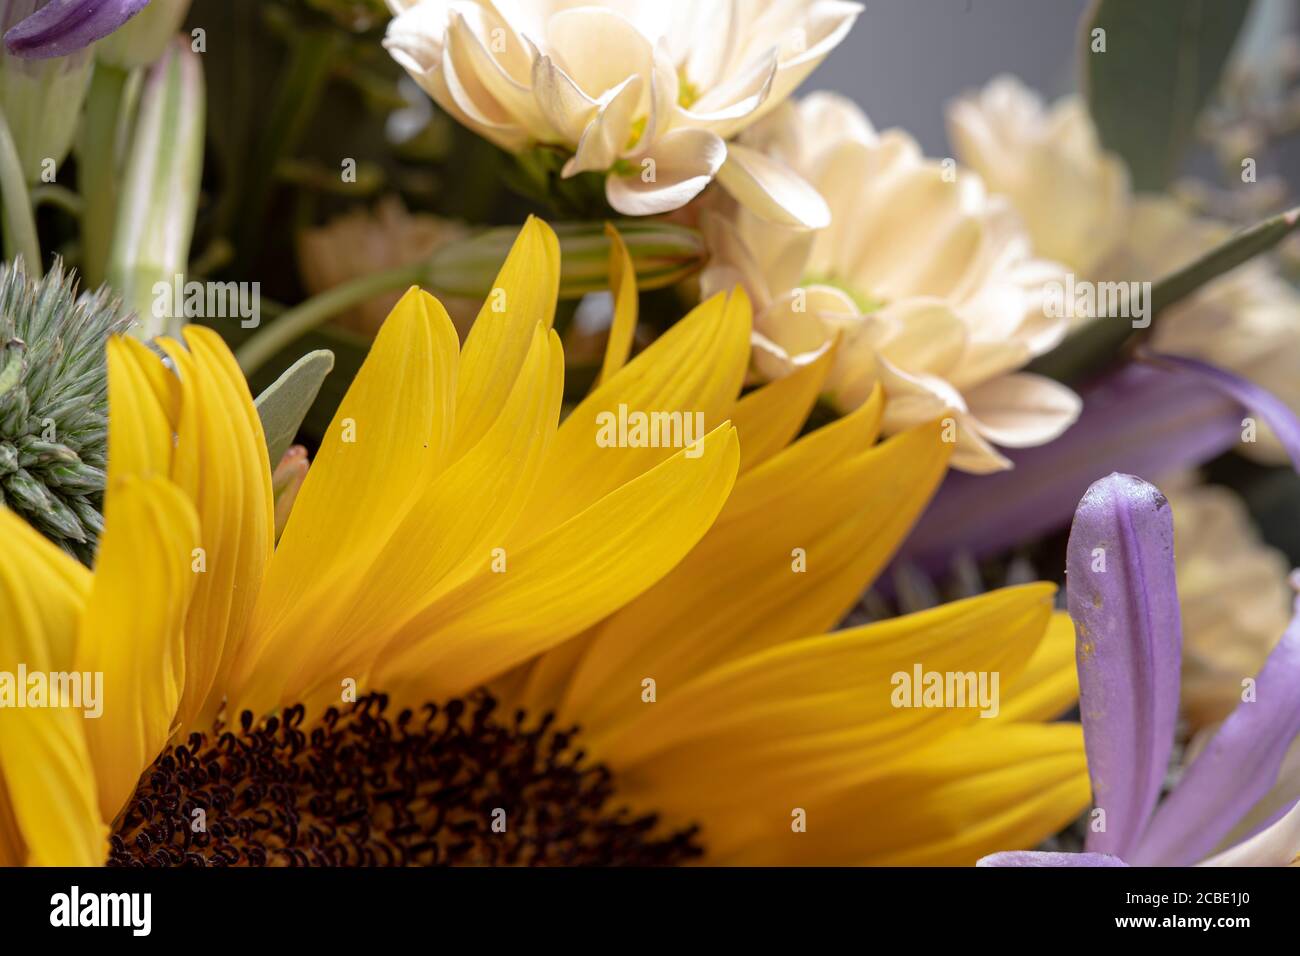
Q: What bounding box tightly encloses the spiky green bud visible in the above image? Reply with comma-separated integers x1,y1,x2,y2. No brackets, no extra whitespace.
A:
0,257,133,563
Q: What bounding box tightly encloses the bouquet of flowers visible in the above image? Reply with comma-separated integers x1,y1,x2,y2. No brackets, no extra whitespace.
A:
1,0,1299,872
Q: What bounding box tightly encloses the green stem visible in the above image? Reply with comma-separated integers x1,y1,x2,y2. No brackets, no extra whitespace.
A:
1028,205,1300,384
78,64,132,287
235,263,427,375
0,108,40,276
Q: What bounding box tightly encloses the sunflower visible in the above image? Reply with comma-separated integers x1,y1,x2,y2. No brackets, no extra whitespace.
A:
0,218,1087,867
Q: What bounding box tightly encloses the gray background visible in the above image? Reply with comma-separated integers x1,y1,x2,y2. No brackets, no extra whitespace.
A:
809,0,1090,155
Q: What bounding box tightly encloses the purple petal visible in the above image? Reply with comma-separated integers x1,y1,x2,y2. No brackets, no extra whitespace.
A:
891,364,1241,579
1143,351,1300,472
1067,474,1183,859
4,0,150,59
977,851,1129,867
1132,602,1300,866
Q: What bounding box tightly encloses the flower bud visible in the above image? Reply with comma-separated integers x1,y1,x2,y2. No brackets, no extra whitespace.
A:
427,221,706,300
105,36,204,338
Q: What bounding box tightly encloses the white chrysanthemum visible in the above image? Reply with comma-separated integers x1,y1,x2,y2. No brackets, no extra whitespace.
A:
947,75,1300,466
382,0,860,225
701,92,1080,474
946,74,1130,276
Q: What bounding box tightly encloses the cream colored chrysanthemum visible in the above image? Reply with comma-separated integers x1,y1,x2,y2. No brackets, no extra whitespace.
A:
382,0,859,225
297,196,476,337
701,92,1081,474
1166,477,1295,730
946,75,1300,466
946,75,1130,276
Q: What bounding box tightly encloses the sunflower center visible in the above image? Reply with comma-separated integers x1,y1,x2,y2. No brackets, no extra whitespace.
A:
107,693,702,866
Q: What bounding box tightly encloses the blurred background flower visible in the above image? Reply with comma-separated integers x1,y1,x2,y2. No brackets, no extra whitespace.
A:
296,195,475,336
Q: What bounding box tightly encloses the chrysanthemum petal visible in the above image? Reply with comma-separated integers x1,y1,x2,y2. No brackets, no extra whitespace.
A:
716,141,831,229
375,425,741,698
606,128,727,217
76,477,199,822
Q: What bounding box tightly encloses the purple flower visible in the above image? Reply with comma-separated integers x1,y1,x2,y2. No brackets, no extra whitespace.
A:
893,355,1300,580
979,473,1300,867
3,0,149,59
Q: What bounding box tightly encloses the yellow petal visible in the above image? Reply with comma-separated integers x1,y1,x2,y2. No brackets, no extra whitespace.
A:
183,328,277,722
374,425,741,698
451,216,560,457
511,288,749,543
560,411,949,738
0,767,25,865
234,288,459,715
700,723,1089,865
512,386,883,717
105,336,177,485
730,338,837,474
155,327,275,731
595,583,1057,772
598,222,638,385
994,611,1079,723
75,477,199,821
289,325,564,704
849,723,1089,866
0,508,103,866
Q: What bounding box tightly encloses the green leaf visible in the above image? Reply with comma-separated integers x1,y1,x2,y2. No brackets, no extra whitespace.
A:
1027,205,1300,383
1082,0,1252,191
254,349,335,465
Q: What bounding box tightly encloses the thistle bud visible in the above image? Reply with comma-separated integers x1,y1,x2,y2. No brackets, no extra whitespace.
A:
0,257,134,563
